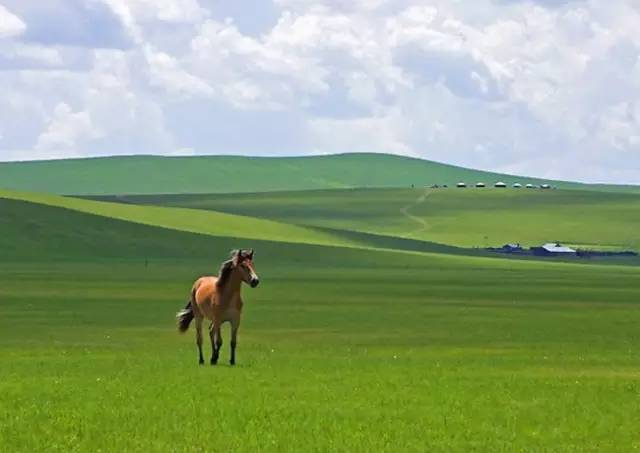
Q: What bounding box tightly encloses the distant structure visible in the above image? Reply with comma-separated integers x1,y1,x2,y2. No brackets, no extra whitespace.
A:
494,181,507,188
525,183,536,189
457,182,467,188
531,242,577,256
540,184,551,190
488,241,637,259
512,183,522,188
486,243,524,253
502,243,524,253
475,182,485,188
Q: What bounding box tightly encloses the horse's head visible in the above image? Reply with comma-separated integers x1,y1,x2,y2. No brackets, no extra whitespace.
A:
232,249,260,288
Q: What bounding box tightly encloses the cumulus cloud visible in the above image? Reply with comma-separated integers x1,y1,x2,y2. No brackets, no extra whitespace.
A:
0,0,638,183
0,4,26,38
35,102,101,153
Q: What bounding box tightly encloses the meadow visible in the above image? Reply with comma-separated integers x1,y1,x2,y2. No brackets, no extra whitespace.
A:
1,155,640,451
103,188,640,250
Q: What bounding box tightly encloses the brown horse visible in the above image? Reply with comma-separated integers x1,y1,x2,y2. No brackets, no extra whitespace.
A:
176,249,260,365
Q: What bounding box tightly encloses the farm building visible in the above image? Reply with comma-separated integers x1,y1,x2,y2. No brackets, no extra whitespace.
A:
513,183,522,188
486,243,525,254
494,181,507,188
456,182,467,188
531,242,577,256
540,184,551,189
475,182,485,188
502,243,524,252
526,183,536,189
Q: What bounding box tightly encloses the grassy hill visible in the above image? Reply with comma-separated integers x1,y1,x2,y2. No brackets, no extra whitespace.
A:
1,153,636,195
102,188,640,251
0,190,474,257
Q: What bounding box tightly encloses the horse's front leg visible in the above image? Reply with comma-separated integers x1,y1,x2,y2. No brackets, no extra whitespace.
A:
229,317,241,366
210,320,222,365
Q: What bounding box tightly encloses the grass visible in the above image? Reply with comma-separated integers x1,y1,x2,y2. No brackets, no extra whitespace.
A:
105,188,640,250
0,190,372,251
1,153,637,195
0,191,486,258
2,195,640,451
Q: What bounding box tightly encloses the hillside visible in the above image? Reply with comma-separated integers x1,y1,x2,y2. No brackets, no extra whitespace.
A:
0,196,444,267
105,188,640,251
0,190,471,257
1,153,636,195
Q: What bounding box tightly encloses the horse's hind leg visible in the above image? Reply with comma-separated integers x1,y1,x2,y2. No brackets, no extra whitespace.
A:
209,320,222,365
195,316,204,365
229,317,240,366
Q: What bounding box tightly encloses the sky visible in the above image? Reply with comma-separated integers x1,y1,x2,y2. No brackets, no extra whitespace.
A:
0,0,639,183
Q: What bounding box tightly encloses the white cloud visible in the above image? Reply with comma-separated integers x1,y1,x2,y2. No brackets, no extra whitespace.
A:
124,0,208,23
35,102,101,153
0,0,639,183
103,0,208,25
143,45,213,97
0,4,26,38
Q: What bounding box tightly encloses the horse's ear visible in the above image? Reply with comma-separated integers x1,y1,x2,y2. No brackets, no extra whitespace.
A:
248,249,255,259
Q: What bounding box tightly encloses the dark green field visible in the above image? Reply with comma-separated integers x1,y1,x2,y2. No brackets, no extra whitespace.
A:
1,158,640,451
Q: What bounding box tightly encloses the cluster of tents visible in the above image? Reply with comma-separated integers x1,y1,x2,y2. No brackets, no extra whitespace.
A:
430,182,553,189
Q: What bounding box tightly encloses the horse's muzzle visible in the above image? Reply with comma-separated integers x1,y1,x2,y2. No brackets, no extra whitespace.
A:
250,278,260,288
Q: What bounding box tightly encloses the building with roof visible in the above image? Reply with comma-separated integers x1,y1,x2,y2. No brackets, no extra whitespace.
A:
486,243,525,254
531,242,577,256
494,181,507,188
513,183,522,188
502,243,524,252
475,182,485,188
456,182,466,188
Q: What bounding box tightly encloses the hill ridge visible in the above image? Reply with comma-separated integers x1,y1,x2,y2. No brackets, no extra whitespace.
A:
0,153,637,195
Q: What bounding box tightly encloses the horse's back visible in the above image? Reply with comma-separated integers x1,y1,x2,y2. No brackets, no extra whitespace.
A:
192,276,219,318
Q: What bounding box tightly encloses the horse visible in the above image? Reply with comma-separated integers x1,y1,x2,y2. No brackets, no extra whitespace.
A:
176,249,260,366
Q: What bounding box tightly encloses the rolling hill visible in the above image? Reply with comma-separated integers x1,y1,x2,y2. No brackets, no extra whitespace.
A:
0,190,471,257
102,188,640,251
1,153,636,195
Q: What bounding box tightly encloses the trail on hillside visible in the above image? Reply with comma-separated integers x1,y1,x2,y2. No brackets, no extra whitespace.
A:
399,188,431,238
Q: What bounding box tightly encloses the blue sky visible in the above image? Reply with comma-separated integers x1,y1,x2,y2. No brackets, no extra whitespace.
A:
0,0,638,183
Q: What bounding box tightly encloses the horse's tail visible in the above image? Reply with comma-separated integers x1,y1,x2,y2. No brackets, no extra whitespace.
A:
176,292,195,333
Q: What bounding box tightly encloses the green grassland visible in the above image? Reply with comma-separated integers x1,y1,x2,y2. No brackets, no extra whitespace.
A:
1,153,637,195
2,190,640,451
0,190,473,257
104,188,640,251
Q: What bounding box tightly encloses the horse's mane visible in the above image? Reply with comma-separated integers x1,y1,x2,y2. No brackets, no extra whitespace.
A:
216,259,235,289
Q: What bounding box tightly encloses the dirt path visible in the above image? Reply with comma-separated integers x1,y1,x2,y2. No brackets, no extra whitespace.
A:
399,188,431,237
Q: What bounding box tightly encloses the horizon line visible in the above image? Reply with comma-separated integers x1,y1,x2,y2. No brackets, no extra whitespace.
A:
0,151,637,187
